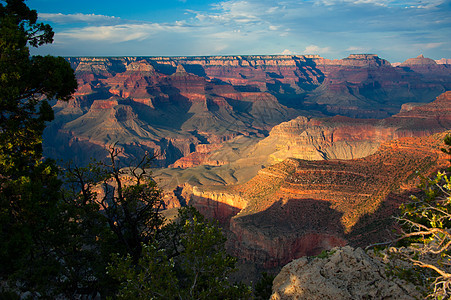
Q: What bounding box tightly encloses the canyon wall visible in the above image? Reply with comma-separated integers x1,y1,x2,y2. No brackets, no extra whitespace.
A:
184,131,451,269
249,90,451,165
160,91,451,271
152,90,451,192
42,54,451,276
44,54,451,167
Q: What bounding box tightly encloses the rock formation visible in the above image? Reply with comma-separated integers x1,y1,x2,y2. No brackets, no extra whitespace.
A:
270,246,422,300
42,54,451,280
398,54,451,78
436,58,451,65
305,54,450,118
44,54,451,167
186,131,450,268
248,90,451,165
151,90,451,193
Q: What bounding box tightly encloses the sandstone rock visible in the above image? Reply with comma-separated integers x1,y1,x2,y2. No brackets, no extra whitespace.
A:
248,91,451,165
170,143,225,168
184,184,247,225
436,58,451,65
306,54,450,117
43,55,451,278
221,131,451,268
400,54,437,66
45,55,451,168
270,246,422,300
125,60,156,73
398,54,450,77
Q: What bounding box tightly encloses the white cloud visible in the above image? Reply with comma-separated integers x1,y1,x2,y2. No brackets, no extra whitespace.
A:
314,0,445,8
415,42,444,49
39,13,120,24
193,0,285,29
346,46,370,52
316,0,389,6
266,6,280,13
31,0,451,61
58,23,188,43
408,0,445,9
281,49,295,55
200,1,261,25
304,45,331,54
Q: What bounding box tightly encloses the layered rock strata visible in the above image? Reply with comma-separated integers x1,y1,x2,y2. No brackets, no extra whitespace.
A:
250,90,451,165
44,54,451,167
187,131,450,268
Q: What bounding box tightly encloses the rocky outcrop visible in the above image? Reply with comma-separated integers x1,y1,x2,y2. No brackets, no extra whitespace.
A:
436,58,451,65
270,246,422,300
305,54,450,118
248,91,451,165
194,131,450,268
394,90,451,121
400,54,437,66
149,90,451,195
45,55,451,167
169,144,225,168
42,55,451,279
399,54,451,77
181,184,247,225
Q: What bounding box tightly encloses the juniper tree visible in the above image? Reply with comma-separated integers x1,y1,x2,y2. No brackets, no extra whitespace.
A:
0,0,76,295
394,135,451,299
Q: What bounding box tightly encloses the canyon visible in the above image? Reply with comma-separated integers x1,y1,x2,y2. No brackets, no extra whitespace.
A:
44,54,451,168
154,90,451,192
157,91,451,275
42,54,451,276
187,131,450,269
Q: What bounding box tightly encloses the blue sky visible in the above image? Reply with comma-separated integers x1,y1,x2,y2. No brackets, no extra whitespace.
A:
27,0,451,63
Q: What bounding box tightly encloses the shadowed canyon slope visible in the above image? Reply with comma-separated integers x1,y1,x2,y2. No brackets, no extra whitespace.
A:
43,54,451,167
248,90,451,165
41,54,451,275
163,91,451,273
186,131,451,268
153,90,451,191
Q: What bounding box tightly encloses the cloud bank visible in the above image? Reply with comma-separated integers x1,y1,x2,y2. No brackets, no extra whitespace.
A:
32,0,451,62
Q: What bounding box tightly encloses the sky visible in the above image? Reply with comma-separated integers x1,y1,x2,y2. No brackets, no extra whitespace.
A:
27,0,451,63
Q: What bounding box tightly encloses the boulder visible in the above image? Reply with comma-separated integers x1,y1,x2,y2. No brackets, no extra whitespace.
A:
271,246,422,300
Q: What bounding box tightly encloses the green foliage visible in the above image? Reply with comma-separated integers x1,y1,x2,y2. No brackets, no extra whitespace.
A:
0,159,64,292
59,148,166,297
0,0,77,296
92,146,165,262
442,134,451,156
0,2,249,298
108,206,252,300
0,0,76,173
109,242,179,299
254,272,275,300
315,249,336,259
393,137,451,299
443,134,451,172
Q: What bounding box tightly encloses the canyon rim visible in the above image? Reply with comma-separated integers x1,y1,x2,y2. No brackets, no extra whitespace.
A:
42,53,451,280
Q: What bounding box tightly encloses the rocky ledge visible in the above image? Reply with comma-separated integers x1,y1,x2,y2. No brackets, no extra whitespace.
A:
184,130,450,269
271,246,422,300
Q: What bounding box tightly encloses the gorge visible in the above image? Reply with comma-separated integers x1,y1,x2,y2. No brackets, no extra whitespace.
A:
44,54,451,167
43,54,451,276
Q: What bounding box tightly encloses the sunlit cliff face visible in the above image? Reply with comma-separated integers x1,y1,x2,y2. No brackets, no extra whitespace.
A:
45,55,451,169
185,131,450,268
41,53,451,275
